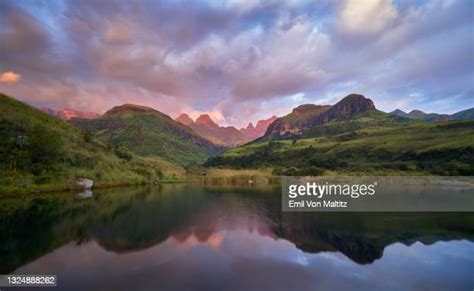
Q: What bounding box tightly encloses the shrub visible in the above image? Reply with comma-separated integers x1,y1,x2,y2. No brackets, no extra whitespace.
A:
114,147,133,161
28,124,64,167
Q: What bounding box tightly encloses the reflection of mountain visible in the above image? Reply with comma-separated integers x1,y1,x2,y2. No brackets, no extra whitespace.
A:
1,185,474,273
272,212,474,264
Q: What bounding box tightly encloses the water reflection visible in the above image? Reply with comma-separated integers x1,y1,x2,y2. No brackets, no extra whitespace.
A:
76,189,93,199
1,184,474,290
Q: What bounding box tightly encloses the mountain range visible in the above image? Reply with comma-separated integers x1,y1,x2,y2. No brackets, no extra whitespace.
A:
175,113,247,146
390,108,474,122
2,90,473,194
240,115,278,141
41,107,100,120
207,93,474,175
40,100,473,149
175,113,277,146
71,104,223,165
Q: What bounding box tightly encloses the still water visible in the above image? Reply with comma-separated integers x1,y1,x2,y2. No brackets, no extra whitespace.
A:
1,184,474,290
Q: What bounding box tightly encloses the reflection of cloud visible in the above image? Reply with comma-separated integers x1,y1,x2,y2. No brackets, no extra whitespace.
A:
16,231,474,291
207,233,224,249
0,71,21,84
175,233,224,250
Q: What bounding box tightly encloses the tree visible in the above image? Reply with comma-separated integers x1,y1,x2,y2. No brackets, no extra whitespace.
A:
28,125,64,174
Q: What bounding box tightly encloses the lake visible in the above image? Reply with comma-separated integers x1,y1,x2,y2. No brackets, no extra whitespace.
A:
1,184,474,290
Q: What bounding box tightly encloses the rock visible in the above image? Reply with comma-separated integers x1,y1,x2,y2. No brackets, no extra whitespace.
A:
76,178,93,189
264,94,375,138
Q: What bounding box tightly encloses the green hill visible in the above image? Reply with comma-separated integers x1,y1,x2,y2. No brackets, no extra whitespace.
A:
390,107,474,122
71,104,224,165
0,93,172,194
206,109,474,175
453,108,474,120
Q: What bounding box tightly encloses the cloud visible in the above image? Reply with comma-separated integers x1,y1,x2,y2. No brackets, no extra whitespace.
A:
0,71,21,84
102,20,134,45
337,0,397,38
0,0,472,127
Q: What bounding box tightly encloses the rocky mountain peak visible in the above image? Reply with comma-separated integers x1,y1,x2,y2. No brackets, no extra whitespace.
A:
195,114,218,128
176,113,194,125
322,94,375,121
106,104,156,115
292,104,326,115
41,107,99,120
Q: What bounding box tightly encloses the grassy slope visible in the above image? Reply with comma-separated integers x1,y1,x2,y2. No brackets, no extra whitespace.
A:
72,105,224,165
207,110,474,175
453,108,474,120
0,93,179,194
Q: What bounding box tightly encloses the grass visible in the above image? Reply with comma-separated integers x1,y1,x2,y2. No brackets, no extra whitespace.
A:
191,168,279,185
223,121,473,158
208,112,474,175
71,104,224,165
0,93,187,195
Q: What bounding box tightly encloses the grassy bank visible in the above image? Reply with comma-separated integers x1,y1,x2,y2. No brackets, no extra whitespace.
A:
0,93,189,195
189,168,280,185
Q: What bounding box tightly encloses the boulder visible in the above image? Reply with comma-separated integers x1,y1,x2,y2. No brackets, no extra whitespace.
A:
76,178,93,189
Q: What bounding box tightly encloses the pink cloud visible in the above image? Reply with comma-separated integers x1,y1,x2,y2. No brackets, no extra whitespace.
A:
0,71,21,84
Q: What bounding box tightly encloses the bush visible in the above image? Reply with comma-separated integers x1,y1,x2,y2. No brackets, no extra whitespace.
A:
114,147,133,161
28,124,64,167
309,157,347,170
0,123,64,174
185,165,208,175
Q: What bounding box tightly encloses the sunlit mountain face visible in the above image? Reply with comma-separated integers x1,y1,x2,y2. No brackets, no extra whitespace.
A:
0,0,473,129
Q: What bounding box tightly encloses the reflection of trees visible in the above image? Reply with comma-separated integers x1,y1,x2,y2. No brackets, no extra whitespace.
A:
0,186,150,273
2,185,474,274
91,185,214,252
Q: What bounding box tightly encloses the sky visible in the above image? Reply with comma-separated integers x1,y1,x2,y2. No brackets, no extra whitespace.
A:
0,0,473,127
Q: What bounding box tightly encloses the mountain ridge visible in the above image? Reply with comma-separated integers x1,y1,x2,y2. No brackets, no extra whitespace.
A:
41,107,100,120
264,94,375,138
175,113,247,146
390,108,474,122
72,104,224,165
240,115,278,141
206,93,474,175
